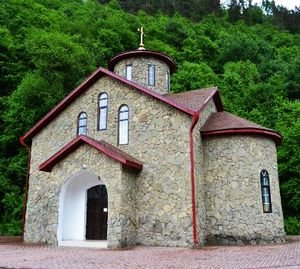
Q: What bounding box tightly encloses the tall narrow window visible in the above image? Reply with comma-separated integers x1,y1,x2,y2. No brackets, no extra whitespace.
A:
126,64,132,81
166,71,170,92
98,93,108,130
118,105,129,145
77,112,87,135
148,64,155,86
261,170,272,213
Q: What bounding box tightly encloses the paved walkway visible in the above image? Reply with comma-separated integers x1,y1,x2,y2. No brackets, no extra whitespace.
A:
0,240,299,269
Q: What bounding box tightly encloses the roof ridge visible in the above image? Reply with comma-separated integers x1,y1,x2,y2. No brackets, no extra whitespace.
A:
164,87,223,113
39,135,143,172
97,139,143,164
166,87,218,97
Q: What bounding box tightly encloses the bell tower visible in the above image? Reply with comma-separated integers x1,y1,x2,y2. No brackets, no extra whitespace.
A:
108,27,175,95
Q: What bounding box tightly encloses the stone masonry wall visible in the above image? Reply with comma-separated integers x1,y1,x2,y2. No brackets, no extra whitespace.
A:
25,145,128,247
114,56,170,95
120,166,139,247
25,75,194,247
203,135,285,245
193,100,217,245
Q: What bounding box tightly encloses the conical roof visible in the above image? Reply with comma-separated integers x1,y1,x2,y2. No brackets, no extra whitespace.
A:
200,111,282,145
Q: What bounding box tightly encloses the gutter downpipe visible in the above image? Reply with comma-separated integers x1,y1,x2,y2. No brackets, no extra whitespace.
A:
190,111,200,246
19,136,31,241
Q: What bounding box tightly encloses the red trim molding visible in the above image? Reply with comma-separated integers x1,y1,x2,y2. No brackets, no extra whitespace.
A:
201,128,282,145
189,112,200,245
108,49,176,74
22,67,195,142
199,88,223,113
19,137,31,241
212,90,224,112
39,135,143,172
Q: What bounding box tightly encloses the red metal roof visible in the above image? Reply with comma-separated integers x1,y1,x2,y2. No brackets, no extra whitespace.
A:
108,49,176,74
39,135,143,172
165,88,223,112
200,111,282,145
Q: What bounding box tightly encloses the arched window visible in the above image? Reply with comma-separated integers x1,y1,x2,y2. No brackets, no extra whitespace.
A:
77,112,87,135
261,170,272,213
118,105,129,145
148,64,155,86
98,93,108,130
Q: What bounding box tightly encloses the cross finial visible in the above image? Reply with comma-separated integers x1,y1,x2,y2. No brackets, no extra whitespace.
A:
138,27,146,50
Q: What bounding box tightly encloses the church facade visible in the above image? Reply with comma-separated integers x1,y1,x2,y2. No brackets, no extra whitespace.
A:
21,45,285,248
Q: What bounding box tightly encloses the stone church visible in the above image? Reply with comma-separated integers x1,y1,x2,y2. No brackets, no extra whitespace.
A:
21,35,285,248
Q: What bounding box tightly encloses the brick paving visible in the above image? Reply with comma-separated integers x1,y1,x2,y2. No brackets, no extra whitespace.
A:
0,240,299,269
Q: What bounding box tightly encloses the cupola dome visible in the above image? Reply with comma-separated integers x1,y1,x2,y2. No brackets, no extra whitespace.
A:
108,49,175,95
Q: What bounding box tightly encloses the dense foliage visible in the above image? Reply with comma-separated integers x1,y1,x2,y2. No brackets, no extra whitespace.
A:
0,0,299,235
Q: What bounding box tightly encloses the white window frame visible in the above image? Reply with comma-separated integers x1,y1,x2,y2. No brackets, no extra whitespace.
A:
125,64,132,81
148,64,155,86
118,105,129,145
98,93,108,131
77,112,87,135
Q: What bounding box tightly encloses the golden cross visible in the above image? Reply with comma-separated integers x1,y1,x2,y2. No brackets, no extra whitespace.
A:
138,27,145,49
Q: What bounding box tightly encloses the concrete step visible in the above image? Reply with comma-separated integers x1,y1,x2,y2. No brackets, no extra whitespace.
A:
58,240,107,248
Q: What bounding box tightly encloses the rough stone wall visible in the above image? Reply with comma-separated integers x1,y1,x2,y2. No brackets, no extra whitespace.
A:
203,135,285,245
25,145,130,247
24,170,54,244
114,56,170,95
120,166,139,247
25,75,194,247
193,100,217,245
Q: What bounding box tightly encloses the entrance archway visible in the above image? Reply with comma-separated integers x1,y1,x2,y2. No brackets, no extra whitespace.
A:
57,171,108,243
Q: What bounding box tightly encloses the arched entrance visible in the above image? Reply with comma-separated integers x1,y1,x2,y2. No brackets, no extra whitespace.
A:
57,171,108,244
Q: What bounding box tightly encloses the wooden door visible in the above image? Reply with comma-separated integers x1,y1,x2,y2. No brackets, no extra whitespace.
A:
86,185,108,240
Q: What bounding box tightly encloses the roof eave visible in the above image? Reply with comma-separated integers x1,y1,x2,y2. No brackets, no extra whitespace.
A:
201,128,282,146
212,89,224,112
108,49,176,74
22,67,195,142
39,135,143,172
22,68,104,142
198,87,224,113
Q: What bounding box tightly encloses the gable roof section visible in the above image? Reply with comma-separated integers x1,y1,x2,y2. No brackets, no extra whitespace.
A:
22,67,222,141
39,135,143,172
165,88,223,113
200,111,282,145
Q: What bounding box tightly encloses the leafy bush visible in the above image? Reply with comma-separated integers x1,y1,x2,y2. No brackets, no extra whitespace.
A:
284,217,300,235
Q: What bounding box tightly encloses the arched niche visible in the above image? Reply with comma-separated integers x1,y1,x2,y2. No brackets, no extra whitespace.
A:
57,171,106,242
